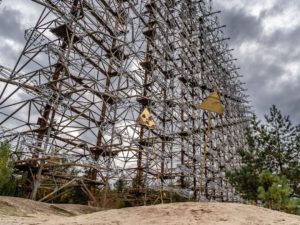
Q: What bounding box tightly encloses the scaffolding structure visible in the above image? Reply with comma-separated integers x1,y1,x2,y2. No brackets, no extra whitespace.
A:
0,0,250,206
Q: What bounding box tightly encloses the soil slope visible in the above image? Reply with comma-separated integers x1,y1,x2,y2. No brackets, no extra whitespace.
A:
1,197,300,225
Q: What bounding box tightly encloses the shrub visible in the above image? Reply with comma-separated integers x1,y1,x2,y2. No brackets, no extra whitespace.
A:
0,142,16,196
258,171,292,211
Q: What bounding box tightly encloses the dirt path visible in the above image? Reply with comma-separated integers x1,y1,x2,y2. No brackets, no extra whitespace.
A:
1,197,300,225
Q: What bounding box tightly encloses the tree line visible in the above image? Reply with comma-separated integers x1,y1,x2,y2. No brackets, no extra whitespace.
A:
227,105,300,214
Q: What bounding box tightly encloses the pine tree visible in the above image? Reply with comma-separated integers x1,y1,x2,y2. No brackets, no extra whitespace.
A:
263,105,300,195
226,115,264,201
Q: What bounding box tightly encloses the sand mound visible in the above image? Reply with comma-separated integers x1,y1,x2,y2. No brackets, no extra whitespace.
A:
1,197,300,225
0,196,101,217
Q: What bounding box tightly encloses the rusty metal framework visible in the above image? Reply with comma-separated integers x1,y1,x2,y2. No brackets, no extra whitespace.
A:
0,0,250,205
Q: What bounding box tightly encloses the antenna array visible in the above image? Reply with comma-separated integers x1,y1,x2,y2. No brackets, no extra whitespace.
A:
0,0,250,206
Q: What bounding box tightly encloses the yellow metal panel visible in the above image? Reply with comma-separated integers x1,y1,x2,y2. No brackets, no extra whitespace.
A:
196,91,224,115
137,107,157,129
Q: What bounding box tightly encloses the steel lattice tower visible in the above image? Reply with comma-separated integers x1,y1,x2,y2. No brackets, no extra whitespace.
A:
0,0,250,206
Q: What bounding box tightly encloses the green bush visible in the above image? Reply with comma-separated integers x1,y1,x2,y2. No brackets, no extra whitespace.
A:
288,198,300,215
258,171,292,211
0,142,16,196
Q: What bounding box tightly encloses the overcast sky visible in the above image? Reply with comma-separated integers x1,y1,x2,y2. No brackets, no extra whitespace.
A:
214,0,300,123
0,0,299,123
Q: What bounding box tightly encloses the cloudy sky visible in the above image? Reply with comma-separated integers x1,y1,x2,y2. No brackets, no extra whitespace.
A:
0,0,299,123
214,0,300,123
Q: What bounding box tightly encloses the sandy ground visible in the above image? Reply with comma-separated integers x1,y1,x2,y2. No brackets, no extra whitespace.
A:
1,197,300,225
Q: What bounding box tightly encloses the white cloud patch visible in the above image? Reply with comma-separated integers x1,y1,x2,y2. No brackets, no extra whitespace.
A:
262,5,300,33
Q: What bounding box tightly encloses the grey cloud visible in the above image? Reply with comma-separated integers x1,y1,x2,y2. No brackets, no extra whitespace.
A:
260,27,300,63
0,7,24,43
218,7,263,46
